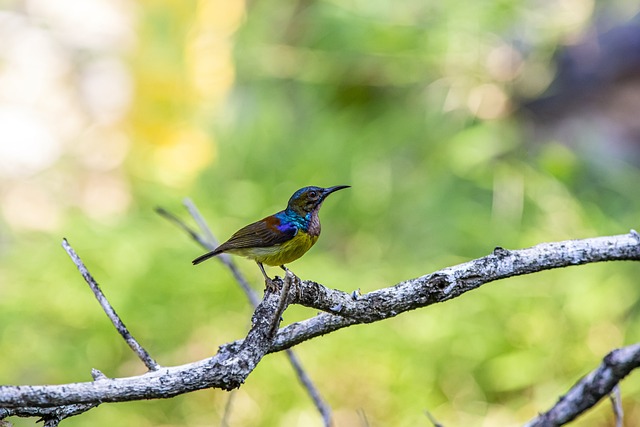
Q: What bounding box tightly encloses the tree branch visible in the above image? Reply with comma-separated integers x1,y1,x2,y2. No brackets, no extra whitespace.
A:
525,344,640,427
158,202,332,424
0,403,97,426
182,199,260,306
61,238,159,372
2,231,639,426
268,232,640,352
0,272,289,408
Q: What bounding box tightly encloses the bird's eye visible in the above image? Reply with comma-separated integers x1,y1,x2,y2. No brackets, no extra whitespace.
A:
308,191,318,198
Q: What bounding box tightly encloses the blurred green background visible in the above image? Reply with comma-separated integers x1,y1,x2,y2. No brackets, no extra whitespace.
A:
2,0,640,425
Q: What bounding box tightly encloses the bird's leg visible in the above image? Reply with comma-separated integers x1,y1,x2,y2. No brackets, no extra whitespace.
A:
279,264,302,300
280,264,300,282
280,265,296,277
270,267,295,337
280,265,300,298
257,262,277,292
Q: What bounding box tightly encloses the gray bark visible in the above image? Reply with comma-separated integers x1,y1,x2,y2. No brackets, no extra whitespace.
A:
2,231,640,426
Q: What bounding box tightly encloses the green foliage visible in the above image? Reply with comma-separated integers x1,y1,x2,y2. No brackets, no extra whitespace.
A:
2,0,640,426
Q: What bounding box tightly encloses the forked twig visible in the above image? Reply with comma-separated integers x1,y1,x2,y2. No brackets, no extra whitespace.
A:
158,201,332,426
62,239,160,371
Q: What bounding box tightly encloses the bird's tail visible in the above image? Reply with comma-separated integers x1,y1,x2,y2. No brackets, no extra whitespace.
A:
192,249,222,265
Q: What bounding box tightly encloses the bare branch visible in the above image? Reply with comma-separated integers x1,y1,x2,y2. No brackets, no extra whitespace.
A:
182,198,218,248
1,231,638,424
525,343,640,427
0,286,284,408
61,239,160,372
269,232,640,352
159,202,332,424
181,198,259,306
155,207,210,249
357,408,369,427
285,350,332,426
156,204,260,306
0,403,97,425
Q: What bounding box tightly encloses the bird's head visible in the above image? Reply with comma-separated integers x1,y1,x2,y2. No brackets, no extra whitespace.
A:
287,185,350,216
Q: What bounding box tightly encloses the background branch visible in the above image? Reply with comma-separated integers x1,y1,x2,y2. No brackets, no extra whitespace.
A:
61,239,159,372
525,344,640,427
183,199,258,304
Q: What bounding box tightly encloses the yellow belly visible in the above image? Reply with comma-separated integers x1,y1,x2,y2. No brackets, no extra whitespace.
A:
228,232,318,266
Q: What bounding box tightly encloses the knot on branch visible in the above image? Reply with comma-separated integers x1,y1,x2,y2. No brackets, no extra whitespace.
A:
427,274,450,291
492,246,511,258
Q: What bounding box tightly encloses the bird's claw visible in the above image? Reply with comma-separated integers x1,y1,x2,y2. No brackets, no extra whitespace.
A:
265,277,282,293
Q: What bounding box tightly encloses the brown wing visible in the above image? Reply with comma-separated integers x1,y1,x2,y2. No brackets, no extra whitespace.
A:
220,215,297,249
192,213,297,265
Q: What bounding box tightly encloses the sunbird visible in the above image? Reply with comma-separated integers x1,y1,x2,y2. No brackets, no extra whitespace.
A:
192,185,350,288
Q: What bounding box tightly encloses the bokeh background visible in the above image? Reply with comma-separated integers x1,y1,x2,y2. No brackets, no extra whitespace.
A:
2,0,640,426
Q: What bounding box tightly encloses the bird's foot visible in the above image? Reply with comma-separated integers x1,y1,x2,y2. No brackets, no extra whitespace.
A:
264,277,282,293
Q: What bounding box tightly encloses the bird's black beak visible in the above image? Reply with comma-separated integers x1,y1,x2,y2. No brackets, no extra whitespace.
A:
323,185,350,197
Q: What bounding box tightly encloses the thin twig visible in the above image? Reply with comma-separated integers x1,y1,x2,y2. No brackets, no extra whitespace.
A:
269,272,294,337
159,202,332,425
155,207,209,248
61,239,160,371
610,385,623,427
220,391,235,427
0,288,283,407
357,408,369,427
182,198,259,305
425,410,444,427
286,349,332,426
182,198,218,248
156,204,260,306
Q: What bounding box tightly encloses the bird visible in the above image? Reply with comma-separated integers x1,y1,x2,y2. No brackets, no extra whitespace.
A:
192,185,350,289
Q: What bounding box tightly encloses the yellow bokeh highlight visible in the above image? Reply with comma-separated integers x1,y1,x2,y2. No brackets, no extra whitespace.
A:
186,33,236,103
194,0,245,35
154,127,216,186
186,0,245,103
